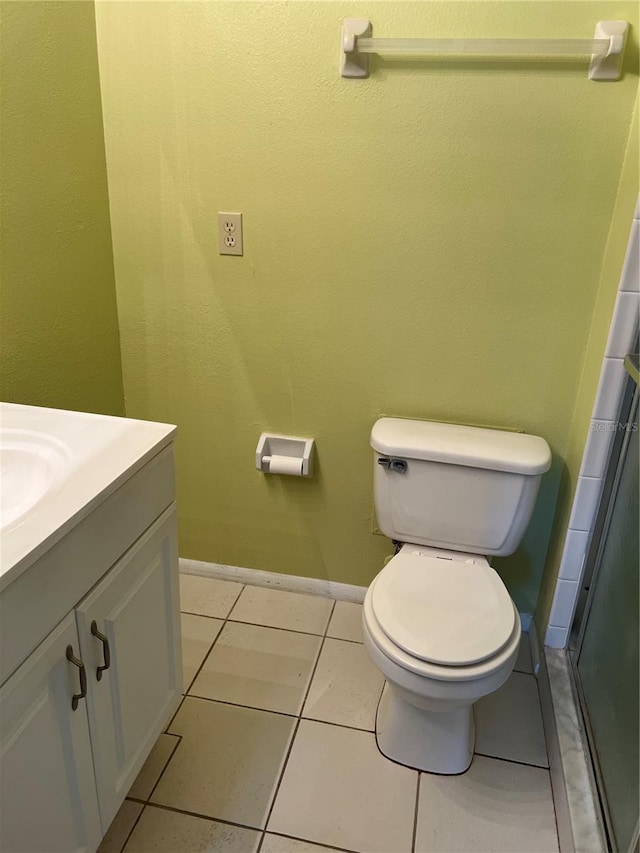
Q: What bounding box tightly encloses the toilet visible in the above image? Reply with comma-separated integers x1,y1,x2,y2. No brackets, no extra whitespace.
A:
363,417,551,775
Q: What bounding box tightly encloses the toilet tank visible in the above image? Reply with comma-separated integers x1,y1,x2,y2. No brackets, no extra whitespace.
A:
371,418,552,557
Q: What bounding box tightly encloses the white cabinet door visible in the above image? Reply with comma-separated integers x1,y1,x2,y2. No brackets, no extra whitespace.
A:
0,612,102,853
76,506,182,830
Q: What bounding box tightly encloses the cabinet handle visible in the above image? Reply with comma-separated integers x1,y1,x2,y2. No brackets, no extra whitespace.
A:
90,621,111,681
66,645,87,711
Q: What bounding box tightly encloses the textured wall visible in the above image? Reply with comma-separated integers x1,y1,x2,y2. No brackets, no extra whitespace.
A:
96,0,638,613
0,0,124,415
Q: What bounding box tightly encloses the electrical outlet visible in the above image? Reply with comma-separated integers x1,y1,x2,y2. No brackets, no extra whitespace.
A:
218,212,243,256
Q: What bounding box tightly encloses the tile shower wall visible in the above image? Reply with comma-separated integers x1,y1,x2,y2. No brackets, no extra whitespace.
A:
545,208,640,648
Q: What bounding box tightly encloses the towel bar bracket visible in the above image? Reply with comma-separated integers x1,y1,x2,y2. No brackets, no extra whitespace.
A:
340,18,372,78
589,21,628,81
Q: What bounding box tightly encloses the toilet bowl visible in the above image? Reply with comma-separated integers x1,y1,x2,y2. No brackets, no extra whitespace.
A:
365,417,551,775
363,546,521,774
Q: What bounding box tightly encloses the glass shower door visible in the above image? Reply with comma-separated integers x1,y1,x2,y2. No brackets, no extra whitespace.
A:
572,376,639,853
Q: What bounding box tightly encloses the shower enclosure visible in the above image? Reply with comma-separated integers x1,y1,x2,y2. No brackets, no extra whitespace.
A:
569,351,639,853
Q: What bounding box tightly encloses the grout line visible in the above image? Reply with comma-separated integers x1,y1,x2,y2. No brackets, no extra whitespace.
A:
177,693,378,736
183,599,329,718
180,610,231,621
411,772,421,853
180,603,371,728
163,693,185,734
117,802,147,853
172,594,245,722
185,694,298,721
324,634,363,645
181,611,345,640
227,617,333,639
474,751,550,771
134,801,264,834
298,714,376,735
226,583,248,621
152,598,338,853
510,670,539,683
551,778,562,853
179,580,244,621
264,830,361,853
549,761,562,853
143,735,181,803
226,616,334,638
257,600,337,852
322,600,337,637
256,723,300,852
165,625,226,731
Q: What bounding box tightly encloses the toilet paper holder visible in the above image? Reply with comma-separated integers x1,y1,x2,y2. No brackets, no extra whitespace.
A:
256,433,315,477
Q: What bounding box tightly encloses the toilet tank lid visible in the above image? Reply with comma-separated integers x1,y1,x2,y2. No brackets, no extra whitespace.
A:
370,418,551,475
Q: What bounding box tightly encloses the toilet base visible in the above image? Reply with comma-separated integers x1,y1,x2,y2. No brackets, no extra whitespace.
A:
376,682,475,775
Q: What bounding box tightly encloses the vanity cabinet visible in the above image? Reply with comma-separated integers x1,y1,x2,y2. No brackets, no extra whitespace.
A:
77,509,180,829
0,612,102,853
0,447,182,853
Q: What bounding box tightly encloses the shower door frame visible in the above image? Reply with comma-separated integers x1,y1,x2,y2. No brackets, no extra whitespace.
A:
568,356,639,853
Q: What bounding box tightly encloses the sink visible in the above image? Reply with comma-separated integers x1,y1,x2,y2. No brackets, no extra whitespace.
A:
0,403,176,589
1,430,70,531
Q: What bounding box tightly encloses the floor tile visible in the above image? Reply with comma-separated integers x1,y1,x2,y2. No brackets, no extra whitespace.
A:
123,805,260,853
327,601,364,643
302,638,384,731
190,621,321,714
127,734,179,800
475,672,548,767
179,573,243,618
268,719,417,853
514,632,533,674
230,586,333,635
415,755,558,852
97,800,143,853
151,697,295,828
262,835,349,853
181,613,224,690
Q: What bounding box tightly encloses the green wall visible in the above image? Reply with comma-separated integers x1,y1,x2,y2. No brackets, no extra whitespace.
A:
0,0,124,416
536,97,640,635
96,1,638,613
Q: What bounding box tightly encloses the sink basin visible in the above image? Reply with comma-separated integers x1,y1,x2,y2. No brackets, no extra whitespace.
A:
1,430,70,531
0,403,176,590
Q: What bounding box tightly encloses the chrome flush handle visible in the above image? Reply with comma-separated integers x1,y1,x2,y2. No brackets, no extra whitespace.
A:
378,457,408,473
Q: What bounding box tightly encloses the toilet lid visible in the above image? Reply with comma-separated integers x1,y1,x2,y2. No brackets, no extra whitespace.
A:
371,553,516,666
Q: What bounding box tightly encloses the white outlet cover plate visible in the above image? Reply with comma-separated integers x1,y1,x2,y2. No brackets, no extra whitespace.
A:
218,212,243,256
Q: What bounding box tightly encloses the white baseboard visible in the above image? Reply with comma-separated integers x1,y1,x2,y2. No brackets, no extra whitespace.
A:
179,558,367,603
180,559,534,635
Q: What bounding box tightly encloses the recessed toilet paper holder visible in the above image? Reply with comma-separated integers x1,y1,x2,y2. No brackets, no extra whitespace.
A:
256,433,315,477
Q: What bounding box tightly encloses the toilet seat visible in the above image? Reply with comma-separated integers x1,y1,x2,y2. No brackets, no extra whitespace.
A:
371,551,516,667
364,584,521,682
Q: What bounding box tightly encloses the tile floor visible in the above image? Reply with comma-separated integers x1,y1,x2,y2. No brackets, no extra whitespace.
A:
99,574,559,853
